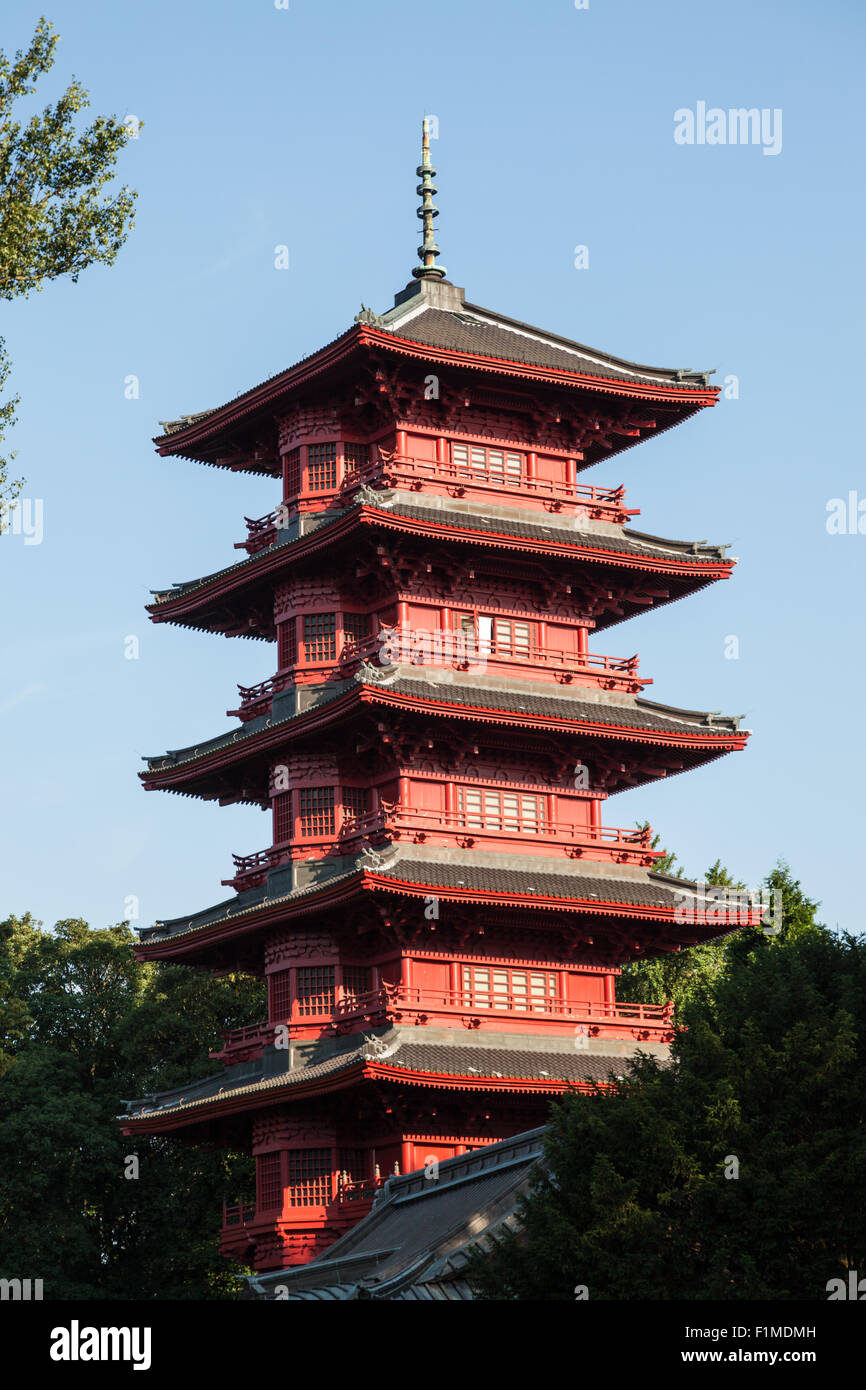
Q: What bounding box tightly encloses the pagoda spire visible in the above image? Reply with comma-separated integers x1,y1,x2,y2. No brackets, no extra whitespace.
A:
412,117,447,281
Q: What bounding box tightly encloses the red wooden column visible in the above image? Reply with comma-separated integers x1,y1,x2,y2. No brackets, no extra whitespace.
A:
440,605,452,666
449,960,461,1003
397,600,410,658
577,626,588,662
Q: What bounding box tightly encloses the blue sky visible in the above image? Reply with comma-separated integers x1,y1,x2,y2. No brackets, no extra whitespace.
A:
1,0,863,936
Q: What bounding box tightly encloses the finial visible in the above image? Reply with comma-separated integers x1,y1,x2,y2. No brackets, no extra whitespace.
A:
412,117,447,281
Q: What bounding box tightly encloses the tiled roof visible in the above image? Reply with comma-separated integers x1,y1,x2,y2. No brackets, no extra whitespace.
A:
387,678,743,735
387,501,727,563
155,289,713,453
137,848,700,948
123,1033,645,1122
383,303,712,391
379,858,684,910
149,500,728,610
245,1126,549,1301
142,675,741,776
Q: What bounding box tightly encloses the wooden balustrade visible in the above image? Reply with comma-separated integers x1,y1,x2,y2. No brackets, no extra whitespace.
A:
347,450,638,519
235,452,638,554
230,631,645,717
216,992,673,1055
225,808,656,888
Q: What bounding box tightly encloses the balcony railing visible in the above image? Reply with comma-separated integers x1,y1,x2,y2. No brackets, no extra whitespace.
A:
222,1174,383,1230
234,506,292,555
365,628,648,689
215,993,674,1058
342,802,658,861
229,630,648,718
345,450,640,522
223,847,283,887
228,672,293,721
224,810,658,889
335,985,671,1027
233,452,639,554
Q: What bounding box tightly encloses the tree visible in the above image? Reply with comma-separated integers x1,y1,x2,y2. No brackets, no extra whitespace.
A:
0,914,265,1299
0,16,137,524
618,852,744,1012
469,862,866,1300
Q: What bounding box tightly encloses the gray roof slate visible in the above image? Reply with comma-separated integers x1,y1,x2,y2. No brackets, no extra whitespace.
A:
150,500,727,608
383,304,711,391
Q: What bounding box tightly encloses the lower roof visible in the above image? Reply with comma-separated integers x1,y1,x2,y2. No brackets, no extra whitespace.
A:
136,844,714,954
142,669,747,782
147,498,733,620
244,1124,549,1301
121,1025,667,1129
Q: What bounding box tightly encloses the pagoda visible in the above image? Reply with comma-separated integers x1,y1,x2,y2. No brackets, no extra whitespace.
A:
122,122,754,1273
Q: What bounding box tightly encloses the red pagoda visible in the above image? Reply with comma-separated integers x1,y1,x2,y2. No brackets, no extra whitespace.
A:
122,123,752,1273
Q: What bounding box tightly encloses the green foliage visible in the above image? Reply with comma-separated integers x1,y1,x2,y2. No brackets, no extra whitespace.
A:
618,855,743,1011
470,863,866,1300
0,16,137,517
0,914,265,1299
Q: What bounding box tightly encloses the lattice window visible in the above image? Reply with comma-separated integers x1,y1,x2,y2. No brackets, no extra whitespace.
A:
461,965,557,1013
338,1148,368,1182
269,968,292,1020
342,964,370,1005
452,443,522,486
529,971,557,1009
299,785,334,837
457,788,542,834
343,611,369,647
284,448,301,498
286,1148,332,1206
307,442,337,491
257,1152,282,1210
342,786,368,829
493,618,531,657
303,612,336,662
343,443,369,471
273,792,293,844
277,618,296,669
297,966,335,1015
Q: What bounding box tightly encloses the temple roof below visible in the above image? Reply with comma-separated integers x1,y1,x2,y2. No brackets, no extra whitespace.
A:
142,669,746,778
148,497,731,614
121,1024,669,1128
243,1125,548,1301
136,843,713,951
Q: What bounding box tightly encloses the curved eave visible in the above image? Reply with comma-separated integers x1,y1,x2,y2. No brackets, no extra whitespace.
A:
153,324,717,466
153,327,364,461
120,1063,589,1135
133,870,744,963
146,504,734,628
141,682,748,795
366,325,719,406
